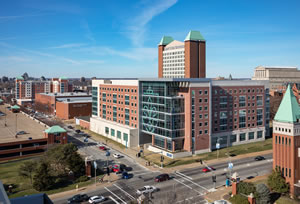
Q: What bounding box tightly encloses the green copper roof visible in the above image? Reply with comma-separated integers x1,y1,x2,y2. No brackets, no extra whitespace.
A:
274,84,300,123
45,125,66,134
11,105,20,109
159,36,174,46
16,76,24,80
184,30,205,41
60,77,68,80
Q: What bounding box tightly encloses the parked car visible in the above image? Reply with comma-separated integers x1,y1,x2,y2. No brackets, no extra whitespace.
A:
121,171,133,179
99,146,107,151
17,131,26,135
75,129,81,133
28,137,32,140
136,186,157,195
113,153,122,159
254,156,265,161
67,194,89,203
88,195,106,203
202,167,216,173
155,174,170,182
67,125,73,129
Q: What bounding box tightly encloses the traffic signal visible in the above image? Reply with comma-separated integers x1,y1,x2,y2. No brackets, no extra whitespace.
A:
200,159,203,165
106,167,110,176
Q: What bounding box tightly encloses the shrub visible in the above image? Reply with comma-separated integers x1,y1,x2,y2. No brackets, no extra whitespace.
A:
76,175,89,183
229,194,249,204
237,181,256,195
267,167,289,194
256,183,271,204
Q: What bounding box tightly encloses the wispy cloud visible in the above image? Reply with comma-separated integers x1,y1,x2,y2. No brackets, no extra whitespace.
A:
48,43,87,49
126,0,178,46
82,60,105,64
0,56,31,62
0,13,50,22
81,20,95,42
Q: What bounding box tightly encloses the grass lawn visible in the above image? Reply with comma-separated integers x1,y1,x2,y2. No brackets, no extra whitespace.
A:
75,125,126,150
275,196,299,204
143,138,272,168
0,157,93,199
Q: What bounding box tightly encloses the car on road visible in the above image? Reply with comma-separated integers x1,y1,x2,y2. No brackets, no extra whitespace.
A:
136,186,158,195
121,171,133,179
202,167,216,172
88,195,106,203
67,125,73,129
17,131,26,135
28,137,32,140
113,153,122,159
67,194,89,203
75,129,81,133
99,146,107,151
155,174,170,182
254,156,265,161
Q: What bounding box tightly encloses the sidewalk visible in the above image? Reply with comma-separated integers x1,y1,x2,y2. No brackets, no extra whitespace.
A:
49,174,119,200
204,186,231,203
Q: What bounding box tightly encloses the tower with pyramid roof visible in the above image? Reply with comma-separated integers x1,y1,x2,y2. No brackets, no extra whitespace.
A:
273,84,300,196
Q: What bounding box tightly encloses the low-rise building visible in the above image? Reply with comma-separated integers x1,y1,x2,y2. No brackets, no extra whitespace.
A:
56,97,92,120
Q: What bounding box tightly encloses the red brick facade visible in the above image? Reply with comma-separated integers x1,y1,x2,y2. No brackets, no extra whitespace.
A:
184,41,206,78
56,101,92,120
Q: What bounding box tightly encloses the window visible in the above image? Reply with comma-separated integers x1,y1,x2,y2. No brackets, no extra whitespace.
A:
123,133,128,142
125,95,130,105
117,131,121,139
111,128,115,136
249,132,254,140
289,138,291,146
256,95,263,106
113,106,117,121
102,93,106,102
199,106,202,111
278,136,281,144
105,127,109,134
199,114,202,119
240,133,246,141
125,108,130,125
220,96,227,109
230,135,236,143
204,90,208,95
199,90,202,95
239,110,246,128
257,131,263,139
257,109,263,126
239,96,246,107
204,130,208,134
103,104,106,119
220,111,227,131
113,94,117,103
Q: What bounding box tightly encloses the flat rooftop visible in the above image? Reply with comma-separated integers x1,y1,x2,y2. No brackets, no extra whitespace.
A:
56,97,92,103
39,92,90,97
0,105,47,144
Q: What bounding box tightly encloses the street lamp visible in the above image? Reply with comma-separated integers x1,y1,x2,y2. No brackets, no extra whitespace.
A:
15,113,18,137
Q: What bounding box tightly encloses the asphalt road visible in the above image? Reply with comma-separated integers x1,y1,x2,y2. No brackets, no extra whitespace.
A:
53,127,273,204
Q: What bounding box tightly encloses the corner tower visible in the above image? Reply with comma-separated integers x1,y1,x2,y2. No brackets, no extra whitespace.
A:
158,36,174,78
273,84,300,196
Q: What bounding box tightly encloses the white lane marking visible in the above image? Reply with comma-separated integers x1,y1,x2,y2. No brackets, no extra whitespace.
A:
113,184,135,200
247,163,250,166
109,196,120,204
267,159,273,162
175,171,193,180
175,172,209,191
104,187,126,204
224,168,227,171
174,178,193,189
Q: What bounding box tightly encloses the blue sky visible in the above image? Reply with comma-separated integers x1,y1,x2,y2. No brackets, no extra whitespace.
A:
0,0,299,78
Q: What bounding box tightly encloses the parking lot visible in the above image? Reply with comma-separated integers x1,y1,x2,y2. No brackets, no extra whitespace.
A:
0,104,47,143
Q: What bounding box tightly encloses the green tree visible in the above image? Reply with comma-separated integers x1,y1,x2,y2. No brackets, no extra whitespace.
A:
267,168,289,194
18,160,37,184
256,183,271,204
33,161,54,191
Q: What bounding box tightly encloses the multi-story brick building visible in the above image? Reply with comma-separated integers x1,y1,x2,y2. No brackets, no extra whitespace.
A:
273,84,300,197
91,78,269,157
35,92,91,117
15,77,72,105
158,30,206,78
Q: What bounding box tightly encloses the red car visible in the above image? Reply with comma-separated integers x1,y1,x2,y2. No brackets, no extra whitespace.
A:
112,164,126,173
99,146,107,151
155,174,170,182
202,167,216,172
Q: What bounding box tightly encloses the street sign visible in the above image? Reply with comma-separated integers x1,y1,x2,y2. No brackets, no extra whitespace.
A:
106,151,110,157
93,161,97,169
228,162,233,169
216,143,220,149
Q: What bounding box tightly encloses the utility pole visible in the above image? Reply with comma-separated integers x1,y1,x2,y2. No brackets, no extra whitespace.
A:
4,105,7,127
160,155,164,168
216,138,222,159
15,114,17,136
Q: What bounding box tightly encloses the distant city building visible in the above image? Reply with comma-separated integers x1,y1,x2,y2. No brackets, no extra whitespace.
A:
15,77,72,105
273,84,300,197
252,66,300,90
91,78,269,157
35,92,91,118
158,30,206,78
